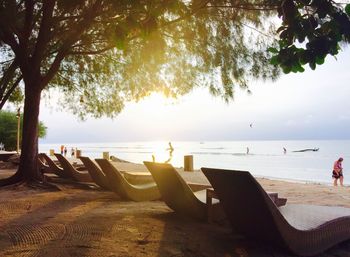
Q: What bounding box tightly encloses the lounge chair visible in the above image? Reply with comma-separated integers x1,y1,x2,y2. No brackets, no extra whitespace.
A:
95,159,160,201
202,167,350,256
54,154,92,183
144,161,223,221
79,156,111,190
38,154,52,174
39,153,71,179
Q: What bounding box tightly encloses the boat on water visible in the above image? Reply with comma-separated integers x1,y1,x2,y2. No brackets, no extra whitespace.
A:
292,148,319,152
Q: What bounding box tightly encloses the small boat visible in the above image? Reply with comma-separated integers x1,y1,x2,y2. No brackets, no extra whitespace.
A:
292,148,319,152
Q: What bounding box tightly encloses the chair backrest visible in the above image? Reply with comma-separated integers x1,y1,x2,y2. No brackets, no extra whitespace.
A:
54,153,74,173
40,153,61,169
202,167,287,245
40,153,70,177
38,153,50,172
95,159,129,197
144,161,206,220
79,157,110,189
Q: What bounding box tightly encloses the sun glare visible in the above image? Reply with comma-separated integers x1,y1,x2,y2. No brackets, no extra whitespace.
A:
138,92,176,109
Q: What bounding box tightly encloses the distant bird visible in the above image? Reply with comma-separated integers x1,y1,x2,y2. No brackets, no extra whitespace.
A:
249,123,253,128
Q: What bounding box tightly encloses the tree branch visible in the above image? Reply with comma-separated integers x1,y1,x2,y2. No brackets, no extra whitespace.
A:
0,59,19,99
41,0,103,88
21,0,35,48
0,75,22,110
31,0,56,76
208,4,278,11
68,45,114,55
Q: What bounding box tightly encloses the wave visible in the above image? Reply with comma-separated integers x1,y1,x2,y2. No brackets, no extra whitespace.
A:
190,152,281,157
191,152,246,156
72,146,152,150
200,147,226,150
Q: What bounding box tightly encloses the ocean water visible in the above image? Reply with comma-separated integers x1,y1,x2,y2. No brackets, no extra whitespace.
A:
39,140,349,184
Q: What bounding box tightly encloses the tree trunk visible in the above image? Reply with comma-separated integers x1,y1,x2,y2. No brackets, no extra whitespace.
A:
16,83,43,182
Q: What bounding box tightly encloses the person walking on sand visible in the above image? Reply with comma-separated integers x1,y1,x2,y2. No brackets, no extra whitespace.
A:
60,145,64,155
246,147,249,155
332,157,344,186
283,147,287,154
64,147,67,156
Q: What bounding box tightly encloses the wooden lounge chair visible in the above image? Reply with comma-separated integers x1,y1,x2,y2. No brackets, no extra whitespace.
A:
38,154,52,174
39,153,71,179
95,159,160,201
54,154,92,183
144,161,222,221
202,167,350,256
79,156,111,190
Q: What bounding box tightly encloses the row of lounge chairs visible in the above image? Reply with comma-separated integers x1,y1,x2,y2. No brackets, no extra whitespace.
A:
38,154,350,256
39,153,161,201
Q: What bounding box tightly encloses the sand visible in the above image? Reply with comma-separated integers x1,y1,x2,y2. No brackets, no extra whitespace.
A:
0,162,350,257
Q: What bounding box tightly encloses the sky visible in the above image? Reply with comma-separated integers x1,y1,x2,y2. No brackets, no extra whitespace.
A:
37,48,350,143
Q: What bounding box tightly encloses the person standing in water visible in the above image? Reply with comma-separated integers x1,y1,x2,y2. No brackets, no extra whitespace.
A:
165,142,174,163
332,157,344,186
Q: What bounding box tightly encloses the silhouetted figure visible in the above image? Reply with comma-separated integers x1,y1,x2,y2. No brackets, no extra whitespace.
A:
246,147,249,155
283,147,287,154
165,142,174,163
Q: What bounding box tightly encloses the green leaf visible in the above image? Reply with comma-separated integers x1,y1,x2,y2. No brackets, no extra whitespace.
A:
345,4,350,16
309,61,316,70
282,66,291,74
315,56,325,65
297,65,305,72
267,47,279,54
269,56,279,65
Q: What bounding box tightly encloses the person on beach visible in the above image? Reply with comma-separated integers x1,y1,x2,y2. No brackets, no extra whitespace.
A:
332,157,344,186
60,145,64,155
71,147,75,157
246,147,249,155
165,142,174,163
283,147,287,154
64,147,67,156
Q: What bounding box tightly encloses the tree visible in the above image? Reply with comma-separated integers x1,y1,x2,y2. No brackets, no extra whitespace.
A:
270,0,350,73
0,110,47,151
0,1,348,186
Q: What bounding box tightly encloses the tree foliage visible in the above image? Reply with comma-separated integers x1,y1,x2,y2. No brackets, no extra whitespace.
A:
0,110,47,151
1,0,281,118
269,0,350,73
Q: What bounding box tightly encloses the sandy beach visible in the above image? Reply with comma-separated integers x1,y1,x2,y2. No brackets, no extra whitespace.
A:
0,160,350,257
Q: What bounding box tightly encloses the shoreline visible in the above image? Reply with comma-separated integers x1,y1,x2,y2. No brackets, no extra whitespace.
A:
1,158,348,188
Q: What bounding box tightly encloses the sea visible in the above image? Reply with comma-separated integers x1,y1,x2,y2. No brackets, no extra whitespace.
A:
39,140,349,185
